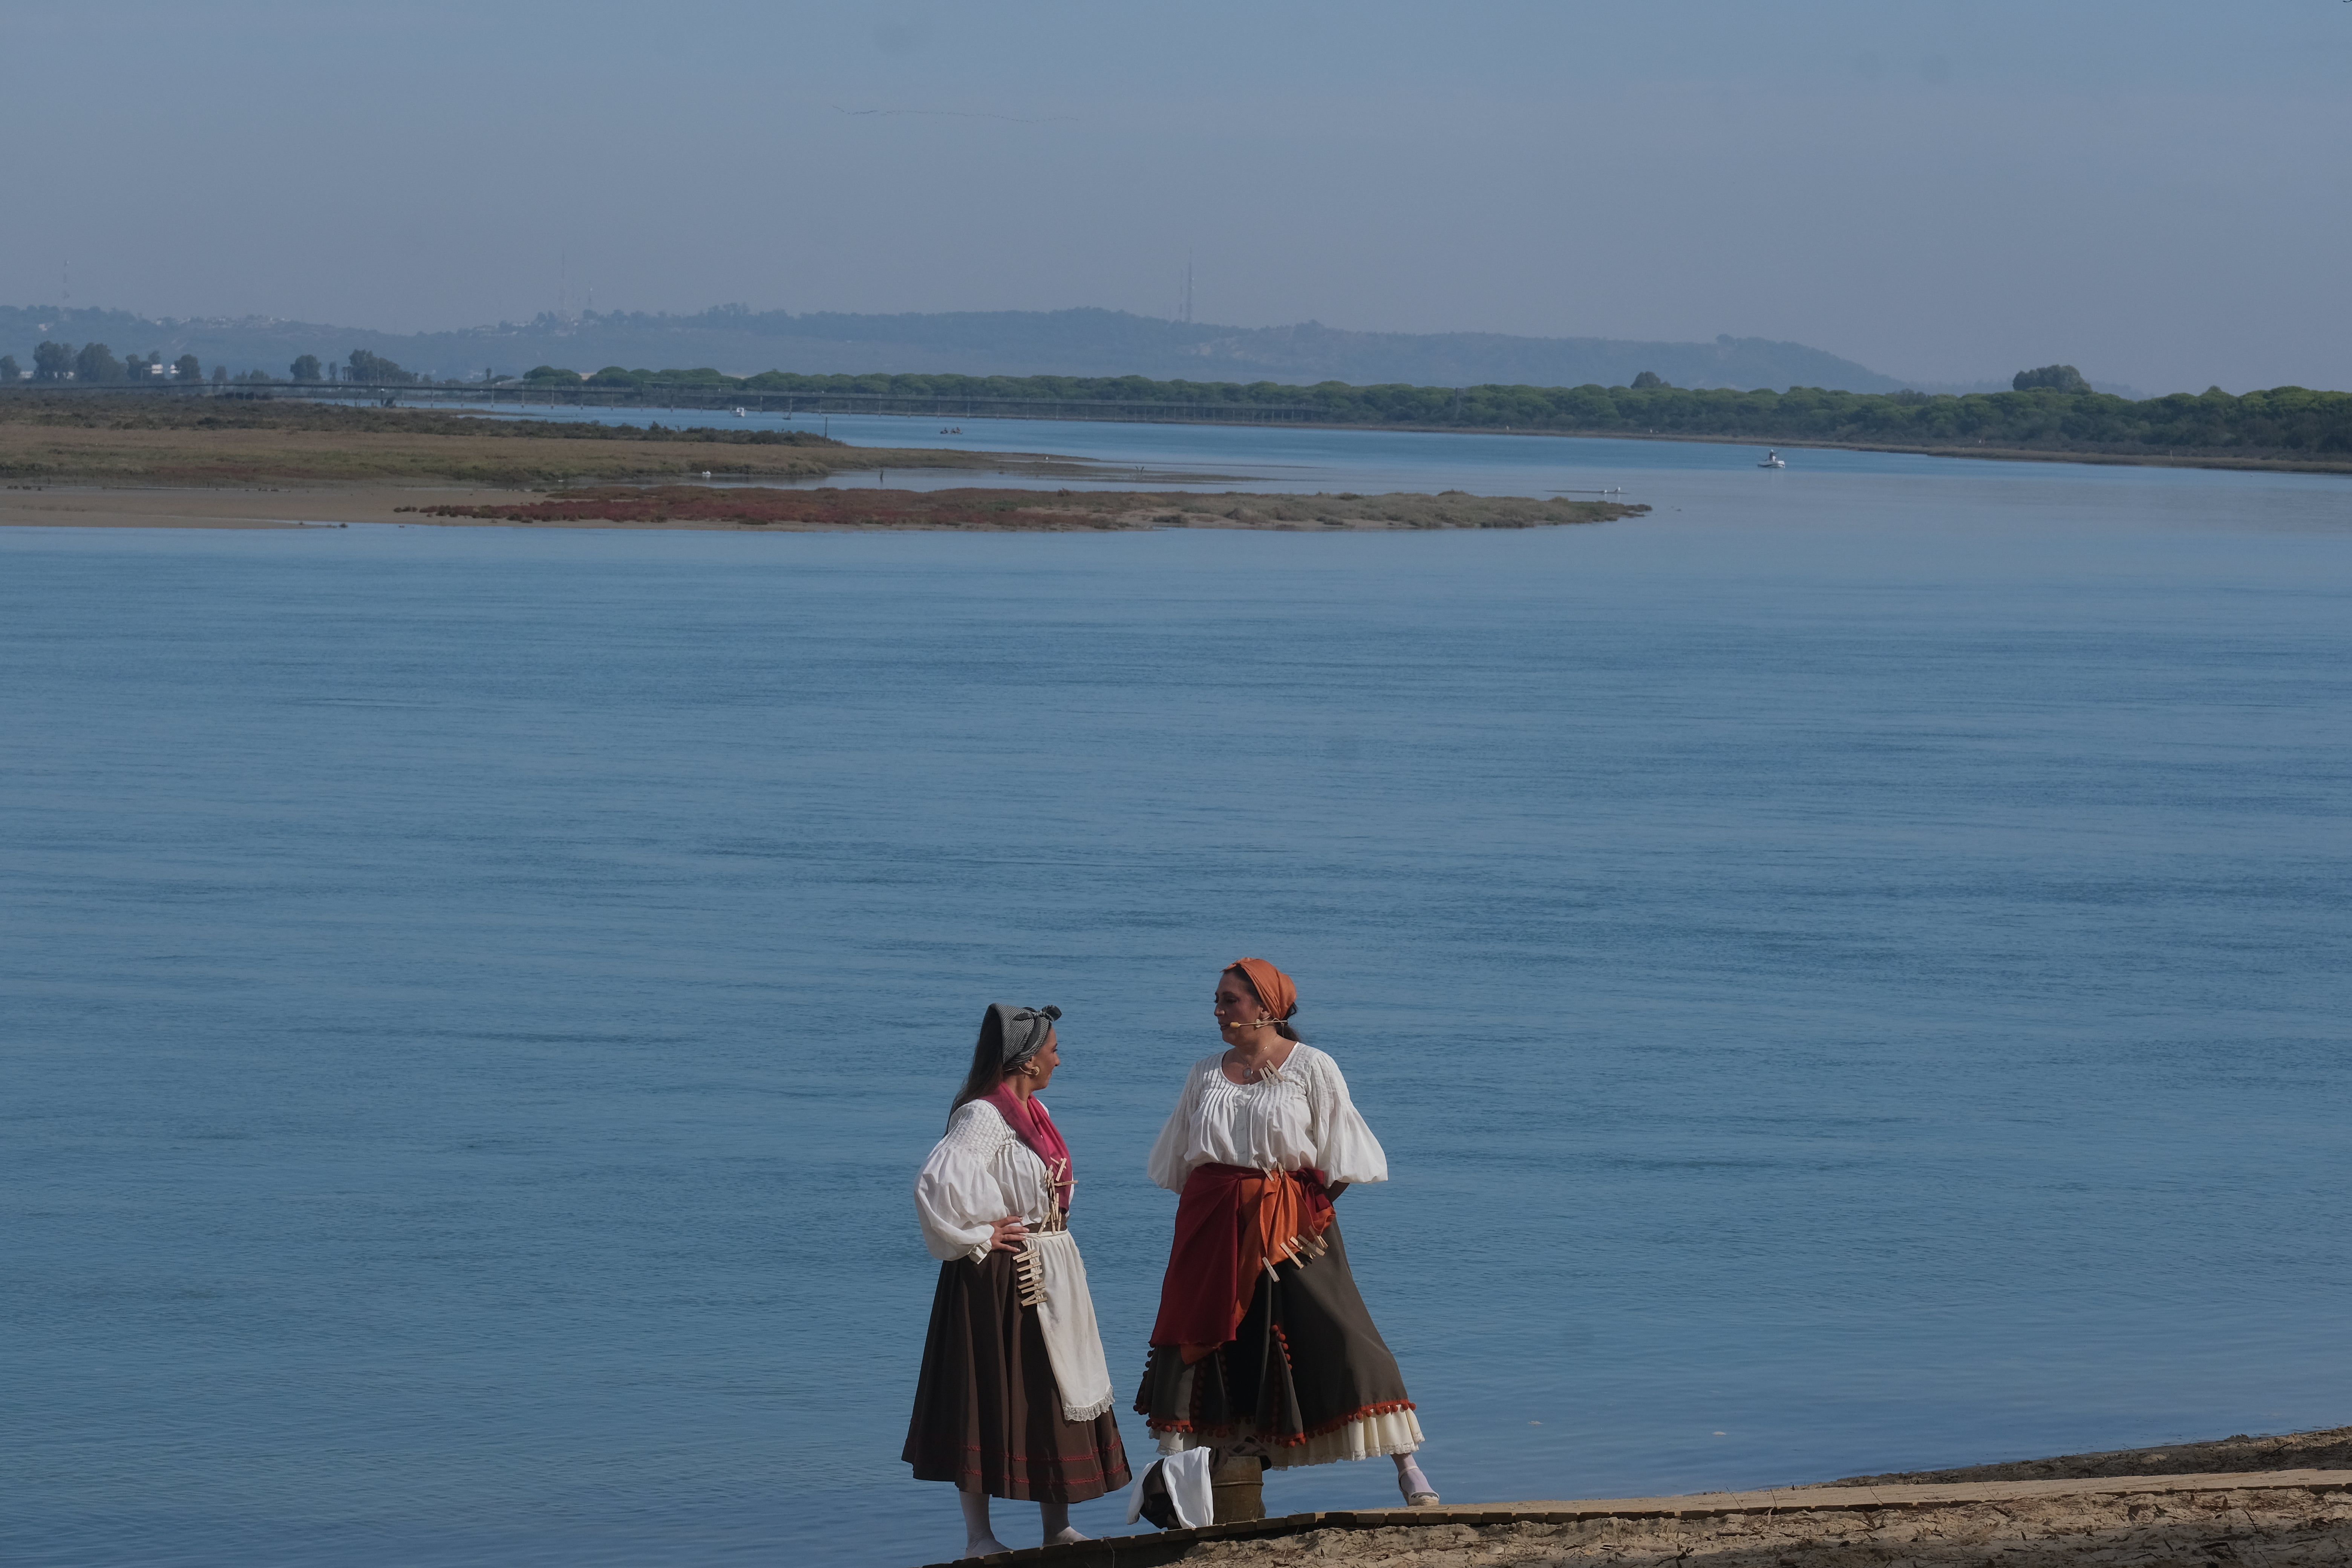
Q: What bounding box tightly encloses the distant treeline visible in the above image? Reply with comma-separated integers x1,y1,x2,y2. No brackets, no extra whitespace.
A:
536,364,2352,460
12,342,2347,461
3,341,219,386
3,343,446,387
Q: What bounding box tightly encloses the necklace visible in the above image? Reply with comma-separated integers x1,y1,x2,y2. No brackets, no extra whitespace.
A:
1228,1045,1288,1085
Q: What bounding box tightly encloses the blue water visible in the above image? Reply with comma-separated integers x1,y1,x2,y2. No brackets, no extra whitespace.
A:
473,402,1946,493
5,426,2350,1568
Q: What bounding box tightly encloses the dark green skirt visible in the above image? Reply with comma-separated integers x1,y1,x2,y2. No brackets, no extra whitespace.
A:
1133,1219,1418,1464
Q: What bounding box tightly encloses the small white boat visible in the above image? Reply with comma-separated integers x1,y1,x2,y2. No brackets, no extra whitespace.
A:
733,406,749,418
1758,450,1786,468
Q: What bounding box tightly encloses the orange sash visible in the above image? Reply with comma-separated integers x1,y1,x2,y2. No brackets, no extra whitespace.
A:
1150,1163,1333,1363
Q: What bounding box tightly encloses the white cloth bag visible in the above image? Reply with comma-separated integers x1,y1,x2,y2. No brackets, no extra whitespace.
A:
1124,1444,1216,1529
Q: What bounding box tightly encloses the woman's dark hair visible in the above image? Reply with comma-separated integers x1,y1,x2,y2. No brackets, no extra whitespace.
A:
1224,963,1304,1044
949,1007,1009,1125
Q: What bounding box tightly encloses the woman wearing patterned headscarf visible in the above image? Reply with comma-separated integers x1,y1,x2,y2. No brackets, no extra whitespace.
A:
905,1003,1129,1558
1135,959,1438,1508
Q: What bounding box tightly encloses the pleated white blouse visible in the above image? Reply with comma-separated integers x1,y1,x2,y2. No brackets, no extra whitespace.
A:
1145,1044,1388,1193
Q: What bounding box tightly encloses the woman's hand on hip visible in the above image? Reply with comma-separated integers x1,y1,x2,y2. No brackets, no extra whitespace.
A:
988,1216,1029,1252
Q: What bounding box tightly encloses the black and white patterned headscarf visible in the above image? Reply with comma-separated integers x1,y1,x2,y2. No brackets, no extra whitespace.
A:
990,1003,1062,1070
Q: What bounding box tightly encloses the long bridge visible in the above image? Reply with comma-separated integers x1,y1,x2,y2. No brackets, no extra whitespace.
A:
3,380,1329,426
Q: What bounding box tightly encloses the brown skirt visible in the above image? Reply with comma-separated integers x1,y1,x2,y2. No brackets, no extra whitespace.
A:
1134,1218,1417,1461
904,1249,1131,1502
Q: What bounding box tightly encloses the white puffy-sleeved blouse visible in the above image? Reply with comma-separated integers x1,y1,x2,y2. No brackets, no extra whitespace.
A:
1146,1043,1388,1193
914,1098,1066,1265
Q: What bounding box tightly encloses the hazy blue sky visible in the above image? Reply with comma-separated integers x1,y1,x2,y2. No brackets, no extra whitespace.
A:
3,1,2346,392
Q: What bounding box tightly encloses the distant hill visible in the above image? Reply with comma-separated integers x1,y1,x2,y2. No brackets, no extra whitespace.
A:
0,303,1916,394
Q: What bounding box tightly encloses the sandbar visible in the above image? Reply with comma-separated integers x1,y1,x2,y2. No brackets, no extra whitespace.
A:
0,484,1648,533
0,484,525,529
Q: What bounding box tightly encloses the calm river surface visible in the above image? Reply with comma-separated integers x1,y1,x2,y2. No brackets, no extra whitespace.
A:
5,422,2349,1567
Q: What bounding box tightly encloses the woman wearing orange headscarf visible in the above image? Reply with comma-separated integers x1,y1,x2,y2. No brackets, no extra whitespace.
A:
1134,959,1437,1507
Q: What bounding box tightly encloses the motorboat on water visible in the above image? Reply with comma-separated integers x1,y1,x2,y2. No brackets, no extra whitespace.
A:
733,406,749,417
1758,450,1786,468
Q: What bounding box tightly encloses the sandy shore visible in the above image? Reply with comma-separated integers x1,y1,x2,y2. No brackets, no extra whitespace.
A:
927,1427,2352,1568
1042,1472,2352,1568
0,484,538,530
0,484,1649,533
937,1471,2352,1568
1821,1424,2352,1487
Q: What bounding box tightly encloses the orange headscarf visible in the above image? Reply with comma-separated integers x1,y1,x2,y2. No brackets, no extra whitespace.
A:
1226,957,1297,1027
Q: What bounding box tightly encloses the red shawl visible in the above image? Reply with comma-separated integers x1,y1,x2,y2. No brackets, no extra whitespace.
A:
1149,1163,1333,1360
985,1085,1075,1211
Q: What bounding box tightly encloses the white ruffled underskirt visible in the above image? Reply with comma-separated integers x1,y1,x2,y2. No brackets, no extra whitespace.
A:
1156,1406,1424,1468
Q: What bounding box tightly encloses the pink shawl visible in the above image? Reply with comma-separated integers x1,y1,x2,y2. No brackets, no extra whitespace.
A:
985,1085,1075,1211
